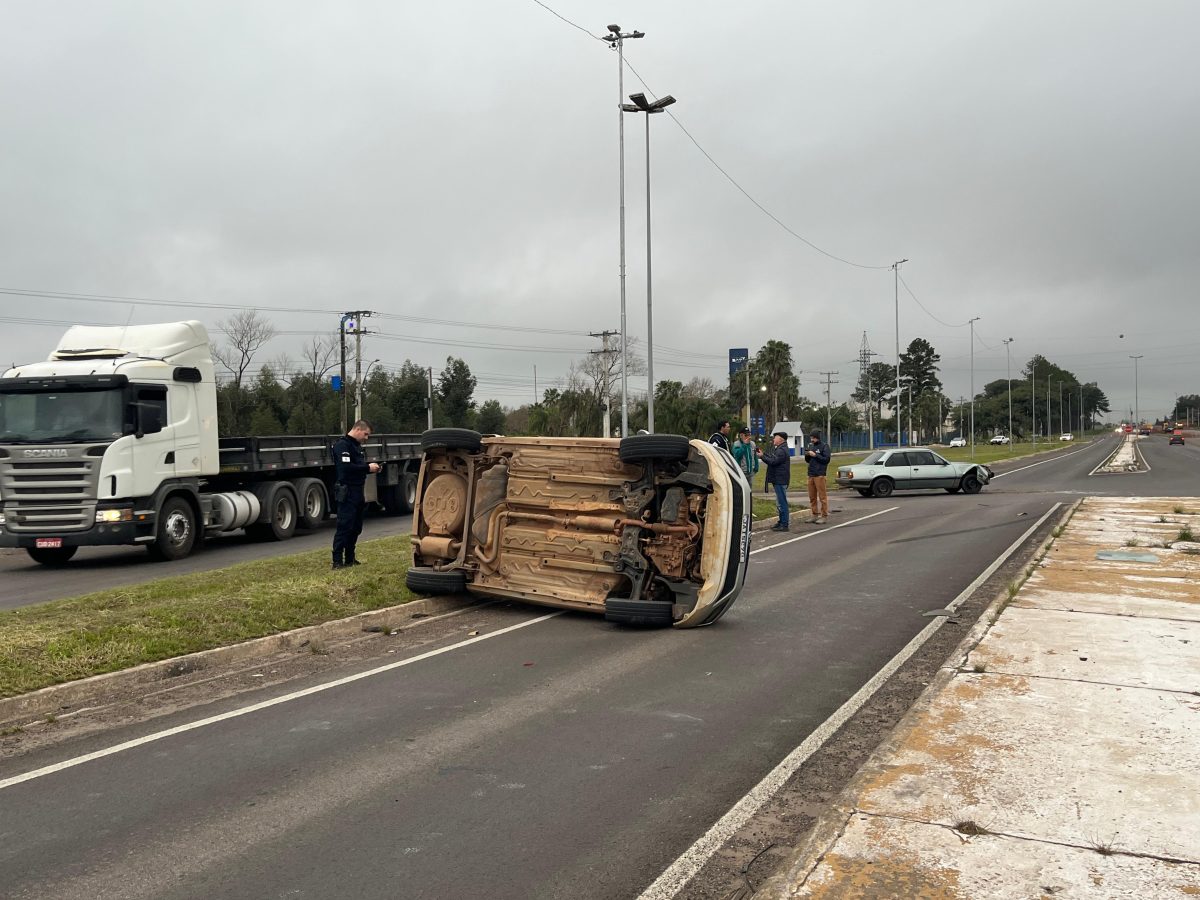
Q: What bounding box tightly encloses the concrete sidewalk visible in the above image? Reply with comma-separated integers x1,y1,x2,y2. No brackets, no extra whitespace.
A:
759,496,1200,897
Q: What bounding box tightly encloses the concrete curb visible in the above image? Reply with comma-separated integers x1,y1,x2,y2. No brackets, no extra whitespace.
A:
0,594,477,724
756,498,1082,897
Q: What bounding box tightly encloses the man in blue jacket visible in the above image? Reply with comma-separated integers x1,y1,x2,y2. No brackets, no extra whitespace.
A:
756,431,792,531
804,429,832,524
331,419,381,569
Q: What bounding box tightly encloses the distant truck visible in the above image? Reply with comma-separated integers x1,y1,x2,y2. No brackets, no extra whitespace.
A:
0,321,421,565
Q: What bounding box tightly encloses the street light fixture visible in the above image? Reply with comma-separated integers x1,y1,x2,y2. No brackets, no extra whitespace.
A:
892,259,908,447
1002,338,1014,446
621,91,676,434
601,24,645,436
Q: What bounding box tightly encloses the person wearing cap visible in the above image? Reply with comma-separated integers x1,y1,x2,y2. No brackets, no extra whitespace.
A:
731,426,759,484
803,429,832,524
756,431,792,531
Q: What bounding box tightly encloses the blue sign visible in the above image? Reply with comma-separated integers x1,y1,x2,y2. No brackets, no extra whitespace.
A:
755,416,765,436
729,348,749,376
331,375,342,392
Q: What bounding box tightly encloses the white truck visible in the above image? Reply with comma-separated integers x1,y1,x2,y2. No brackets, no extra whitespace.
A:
0,321,421,565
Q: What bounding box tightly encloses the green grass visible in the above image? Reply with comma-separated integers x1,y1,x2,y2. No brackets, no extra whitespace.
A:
0,535,418,699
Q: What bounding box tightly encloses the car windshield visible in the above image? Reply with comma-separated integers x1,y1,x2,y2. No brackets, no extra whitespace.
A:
0,386,127,442
860,451,885,465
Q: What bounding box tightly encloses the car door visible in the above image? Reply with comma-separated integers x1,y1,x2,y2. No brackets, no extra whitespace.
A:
906,450,945,489
883,451,910,489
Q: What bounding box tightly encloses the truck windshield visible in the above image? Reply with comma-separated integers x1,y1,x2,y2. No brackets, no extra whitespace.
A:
0,387,127,443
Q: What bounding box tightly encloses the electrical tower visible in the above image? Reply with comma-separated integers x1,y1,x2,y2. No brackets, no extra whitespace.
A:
857,333,879,449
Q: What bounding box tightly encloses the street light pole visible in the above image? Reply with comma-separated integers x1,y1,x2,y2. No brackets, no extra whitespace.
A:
1130,354,1143,428
1003,337,1014,445
621,91,676,434
601,24,645,437
968,316,980,456
893,259,907,446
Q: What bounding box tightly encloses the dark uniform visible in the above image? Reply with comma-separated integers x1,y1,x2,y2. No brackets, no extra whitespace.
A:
331,432,371,567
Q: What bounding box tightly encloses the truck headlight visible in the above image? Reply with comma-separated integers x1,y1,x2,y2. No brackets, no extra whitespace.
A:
96,508,133,523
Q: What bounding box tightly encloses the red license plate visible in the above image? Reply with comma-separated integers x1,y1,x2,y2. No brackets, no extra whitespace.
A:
35,537,63,549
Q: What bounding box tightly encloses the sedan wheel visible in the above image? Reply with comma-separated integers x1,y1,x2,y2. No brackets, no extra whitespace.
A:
961,473,982,494
870,478,894,498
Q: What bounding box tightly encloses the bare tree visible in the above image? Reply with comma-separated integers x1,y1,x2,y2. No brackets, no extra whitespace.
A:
301,334,339,381
211,310,276,389
578,336,647,434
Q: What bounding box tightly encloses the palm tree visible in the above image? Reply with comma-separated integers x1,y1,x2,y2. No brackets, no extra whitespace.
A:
753,340,795,427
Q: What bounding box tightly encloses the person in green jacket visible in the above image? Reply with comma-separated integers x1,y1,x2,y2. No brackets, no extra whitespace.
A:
731,426,759,484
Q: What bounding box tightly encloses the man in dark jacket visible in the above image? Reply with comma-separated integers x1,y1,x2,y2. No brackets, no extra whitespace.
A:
804,430,832,524
331,419,381,569
709,420,732,452
756,431,792,531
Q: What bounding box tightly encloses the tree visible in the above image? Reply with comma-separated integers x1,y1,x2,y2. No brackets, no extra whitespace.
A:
477,399,507,434
212,310,276,390
852,361,897,424
437,357,477,427
752,340,795,427
898,338,943,398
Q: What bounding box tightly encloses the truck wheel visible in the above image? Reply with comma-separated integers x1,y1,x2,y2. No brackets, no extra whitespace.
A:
26,546,78,566
405,566,467,594
618,434,691,464
381,474,416,516
148,496,197,560
293,479,327,530
870,477,894,498
961,472,983,494
249,484,298,541
604,597,674,627
420,428,482,453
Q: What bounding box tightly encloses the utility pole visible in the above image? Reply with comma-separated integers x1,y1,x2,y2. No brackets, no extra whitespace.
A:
590,330,619,438
1058,380,1063,435
1046,370,1051,440
858,332,878,449
339,310,373,432
907,381,913,446
1031,369,1037,448
968,317,980,456
820,371,839,448
533,364,538,406
892,259,908,447
1002,337,1014,444
353,311,374,423
427,366,434,430
1130,354,1143,428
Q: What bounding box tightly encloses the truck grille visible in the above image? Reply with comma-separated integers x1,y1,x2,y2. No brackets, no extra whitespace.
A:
0,457,99,532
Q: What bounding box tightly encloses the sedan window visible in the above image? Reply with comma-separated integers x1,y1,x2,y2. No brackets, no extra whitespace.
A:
861,451,885,465
885,452,909,467
908,451,936,466
930,452,950,465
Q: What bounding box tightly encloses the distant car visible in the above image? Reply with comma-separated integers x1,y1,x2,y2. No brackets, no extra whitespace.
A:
988,435,1010,445
1059,433,1074,441
1170,431,1185,446
948,436,967,447
836,447,993,497
406,429,751,628
1139,428,1151,436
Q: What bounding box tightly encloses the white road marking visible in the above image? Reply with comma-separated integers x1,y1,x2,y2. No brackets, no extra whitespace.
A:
0,612,562,792
637,502,1064,900
749,507,898,555
992,440,1111,478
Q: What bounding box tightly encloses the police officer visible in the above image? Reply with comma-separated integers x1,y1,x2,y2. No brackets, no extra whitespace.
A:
331,419,380,569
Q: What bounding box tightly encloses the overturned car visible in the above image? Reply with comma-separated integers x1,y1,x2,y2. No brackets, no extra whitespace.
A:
406,430,752,627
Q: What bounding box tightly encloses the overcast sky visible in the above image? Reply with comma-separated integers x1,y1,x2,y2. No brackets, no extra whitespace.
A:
2,1,1197,423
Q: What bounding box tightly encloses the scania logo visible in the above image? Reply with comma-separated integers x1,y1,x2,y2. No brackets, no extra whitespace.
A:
22,448,69,458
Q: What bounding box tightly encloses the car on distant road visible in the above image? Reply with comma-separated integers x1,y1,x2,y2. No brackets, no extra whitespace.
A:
1059,433,1074,441
948,436,967,447
405,429,751,628
988,435,1010,445
836,447,994,497
1170,431,1185,446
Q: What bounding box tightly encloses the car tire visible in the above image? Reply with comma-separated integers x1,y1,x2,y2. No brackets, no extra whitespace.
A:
944,487,961,494
405,566,467,594
420,428,482,453
856,488,872,497
618,434,691,464
604,597,674,627
148,496,198,560
961,472,983,494
870,477,894,498
26,546,78,566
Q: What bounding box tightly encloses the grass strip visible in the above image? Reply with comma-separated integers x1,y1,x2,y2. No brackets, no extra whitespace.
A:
0,534,416,699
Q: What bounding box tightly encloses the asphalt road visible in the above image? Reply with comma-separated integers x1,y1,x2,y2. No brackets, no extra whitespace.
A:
0,513,413,611
3,434,1197,899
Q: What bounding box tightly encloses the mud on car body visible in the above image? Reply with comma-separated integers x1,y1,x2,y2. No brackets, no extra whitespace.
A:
406,430,752,627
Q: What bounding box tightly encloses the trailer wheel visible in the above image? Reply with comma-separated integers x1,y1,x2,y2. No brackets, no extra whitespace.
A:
248,483,298,541
148,496,197,561
293,478,327,530
420,428,482,453
405,566,467,594
381,473,416,516
26,546,78,566
618,434,691,464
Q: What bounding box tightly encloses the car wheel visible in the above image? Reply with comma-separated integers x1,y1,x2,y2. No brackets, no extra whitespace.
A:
961,472,982,494
26,546,78,566
856,488,872,497
944,487,961,494
148,496,198,560
618,434,691,464
870,477,894,498
405,566,467,594
420,428,483,453
604,597,674,627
